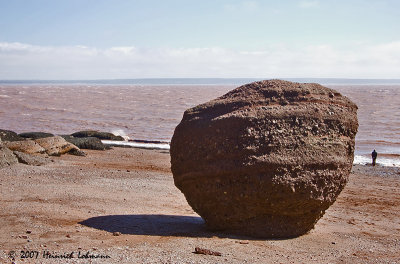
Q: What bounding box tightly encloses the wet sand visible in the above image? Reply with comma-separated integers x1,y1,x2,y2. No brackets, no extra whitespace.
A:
1,148,399,263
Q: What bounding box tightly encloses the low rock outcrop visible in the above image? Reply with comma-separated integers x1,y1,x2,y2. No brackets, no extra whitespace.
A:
13,151,50,166
71,130,125,141
0,129,24,142
61,135,109,150
4,136,85,156
5,140,46,154
19,132,54,139
170,80,358,238
34,136,84,156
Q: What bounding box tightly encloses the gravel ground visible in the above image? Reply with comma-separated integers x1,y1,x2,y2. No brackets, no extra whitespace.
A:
1,148,399,263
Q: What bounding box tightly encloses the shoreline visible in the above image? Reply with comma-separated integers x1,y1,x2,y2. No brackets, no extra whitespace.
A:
101,139,400,167
103,141,400,167
1,82,400,164
1,147,399,263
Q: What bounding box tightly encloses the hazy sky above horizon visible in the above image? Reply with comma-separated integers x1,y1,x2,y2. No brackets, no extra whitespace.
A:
0,0,399,79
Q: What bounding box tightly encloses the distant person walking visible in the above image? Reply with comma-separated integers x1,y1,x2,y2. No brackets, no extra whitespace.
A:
371,149,378,166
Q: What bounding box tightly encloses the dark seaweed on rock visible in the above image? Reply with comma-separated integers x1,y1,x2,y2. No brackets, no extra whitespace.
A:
19,132,54,139
71,130,125,141
170,79,358,238
61,135,110,150
0,129,24,142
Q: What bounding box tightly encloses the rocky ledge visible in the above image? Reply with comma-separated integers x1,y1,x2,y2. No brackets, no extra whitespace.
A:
0,129,123,168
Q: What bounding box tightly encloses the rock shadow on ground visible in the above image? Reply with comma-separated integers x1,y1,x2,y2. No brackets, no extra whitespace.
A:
79,214,278,240
80,214,207,237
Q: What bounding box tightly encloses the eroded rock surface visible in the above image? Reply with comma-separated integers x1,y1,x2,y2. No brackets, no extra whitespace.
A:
0,143,18,168
170,79,358,238
5,139,46,154
5,136,84,156
13,151,50,166
34,136,83,156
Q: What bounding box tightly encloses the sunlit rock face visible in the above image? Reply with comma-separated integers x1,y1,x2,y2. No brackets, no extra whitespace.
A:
171,80,358,238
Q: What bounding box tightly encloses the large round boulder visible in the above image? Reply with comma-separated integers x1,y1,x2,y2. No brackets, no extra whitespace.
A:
170,80,358,238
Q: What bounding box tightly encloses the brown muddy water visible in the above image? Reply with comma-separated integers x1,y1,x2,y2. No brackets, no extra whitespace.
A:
0,84,399,166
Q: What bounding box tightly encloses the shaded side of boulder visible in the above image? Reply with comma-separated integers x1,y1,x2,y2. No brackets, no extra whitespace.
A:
170,79,358,238
0,129,24,142
71,130,124,141
19,132,54,139
0,143,18,168
61,135,110,150
34,136,85,156
4,140,46,154
13,151,50,166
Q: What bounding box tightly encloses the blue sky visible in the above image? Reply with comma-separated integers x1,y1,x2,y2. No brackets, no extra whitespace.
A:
0,0,399,79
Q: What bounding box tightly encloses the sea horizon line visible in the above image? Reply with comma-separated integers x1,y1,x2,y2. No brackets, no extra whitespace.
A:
1,78,400,85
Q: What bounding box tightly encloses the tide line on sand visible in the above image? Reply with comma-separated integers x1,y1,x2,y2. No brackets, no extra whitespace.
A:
102,140,170,150
101,140,400,167
353,155,400,167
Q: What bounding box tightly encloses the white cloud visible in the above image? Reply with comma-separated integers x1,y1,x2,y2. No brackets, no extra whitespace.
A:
0,41,399,79
108,46,137,55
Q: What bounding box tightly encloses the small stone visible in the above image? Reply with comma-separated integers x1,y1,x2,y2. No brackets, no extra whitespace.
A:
66,234,71,238
113,232,122,236
26,230,32,234
194,247,222,256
